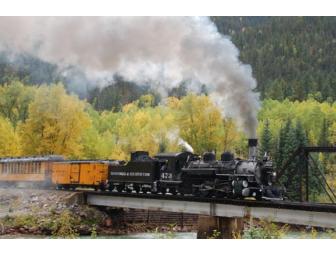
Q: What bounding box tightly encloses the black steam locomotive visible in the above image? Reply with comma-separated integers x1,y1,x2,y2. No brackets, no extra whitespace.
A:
108,139,284,200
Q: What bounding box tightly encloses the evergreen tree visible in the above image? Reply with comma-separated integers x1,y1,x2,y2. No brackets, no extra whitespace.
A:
294,120,307,149
276,119,300,200
259,119,272,158
318,118,329,146
168,82,187,99
200,84,208,96
275,119,292,169
292,120,308,200
317,118,330,179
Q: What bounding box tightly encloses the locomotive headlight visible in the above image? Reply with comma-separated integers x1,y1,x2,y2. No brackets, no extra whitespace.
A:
242,180,248,188
272,172,277,176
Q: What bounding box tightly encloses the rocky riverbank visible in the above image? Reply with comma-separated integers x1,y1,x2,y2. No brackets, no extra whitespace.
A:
0,188,194,238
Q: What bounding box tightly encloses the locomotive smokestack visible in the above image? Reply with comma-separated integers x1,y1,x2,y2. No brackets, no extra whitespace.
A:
248,138,258,160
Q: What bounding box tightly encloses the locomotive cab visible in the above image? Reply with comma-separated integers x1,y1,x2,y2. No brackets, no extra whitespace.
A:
154,151,193,194
155,152,193,181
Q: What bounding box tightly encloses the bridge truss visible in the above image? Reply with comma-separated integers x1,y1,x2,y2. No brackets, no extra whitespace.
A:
277,146,336,203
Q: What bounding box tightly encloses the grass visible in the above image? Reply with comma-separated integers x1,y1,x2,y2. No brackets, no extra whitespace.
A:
0,209,82,238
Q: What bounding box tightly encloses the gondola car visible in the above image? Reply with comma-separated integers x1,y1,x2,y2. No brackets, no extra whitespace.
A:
0,156,64,187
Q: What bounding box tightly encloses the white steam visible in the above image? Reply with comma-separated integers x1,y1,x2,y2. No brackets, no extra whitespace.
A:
178,139,194,153
0,16,259,137
167,129,194,153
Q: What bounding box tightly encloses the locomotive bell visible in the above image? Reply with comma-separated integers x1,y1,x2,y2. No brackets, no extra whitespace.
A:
248,138,258,160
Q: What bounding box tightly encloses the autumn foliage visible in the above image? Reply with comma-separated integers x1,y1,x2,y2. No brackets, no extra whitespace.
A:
1,81,336,165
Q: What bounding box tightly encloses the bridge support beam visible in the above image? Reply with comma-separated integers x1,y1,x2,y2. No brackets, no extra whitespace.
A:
197,215,244,239
86,193,336,229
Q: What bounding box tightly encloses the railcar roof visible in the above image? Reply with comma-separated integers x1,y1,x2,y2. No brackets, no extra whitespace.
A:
54,160,105,164
0,155,64,163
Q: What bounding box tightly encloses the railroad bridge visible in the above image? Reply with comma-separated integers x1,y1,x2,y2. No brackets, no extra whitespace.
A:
84,191,336,238
85,146,336,238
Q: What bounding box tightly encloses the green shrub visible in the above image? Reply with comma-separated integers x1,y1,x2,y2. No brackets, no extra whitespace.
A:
51,210,79,238
243,220,289,239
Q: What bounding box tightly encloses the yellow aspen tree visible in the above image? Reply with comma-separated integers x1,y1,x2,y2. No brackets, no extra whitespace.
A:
19,84,90,157
0,116,22,156
176,94,224,154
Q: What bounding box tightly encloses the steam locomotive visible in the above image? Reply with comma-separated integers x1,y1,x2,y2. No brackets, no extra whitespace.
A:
0,139,284,200
108,139,283,200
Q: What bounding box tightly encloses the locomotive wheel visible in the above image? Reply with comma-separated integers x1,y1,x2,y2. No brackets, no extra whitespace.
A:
108,184,114,192
134,185,140,193
117,185,124,193
200,190,210,198
255,192,263,201
213,190,222,198
160,187,167,195
170,188,177,195
192,187,201,197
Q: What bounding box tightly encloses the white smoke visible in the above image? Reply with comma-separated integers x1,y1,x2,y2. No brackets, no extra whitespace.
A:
167,129,194,153
0,16,259,137
178,139,194,153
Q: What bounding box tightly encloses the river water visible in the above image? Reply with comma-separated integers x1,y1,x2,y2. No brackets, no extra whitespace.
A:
0,232,196,239
1,231,335,239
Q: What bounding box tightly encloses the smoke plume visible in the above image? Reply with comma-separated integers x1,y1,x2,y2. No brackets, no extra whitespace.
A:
0,17,259,137
167,129,194,153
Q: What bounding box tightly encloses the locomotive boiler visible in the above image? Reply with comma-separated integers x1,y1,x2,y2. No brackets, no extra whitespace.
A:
179,139,281,199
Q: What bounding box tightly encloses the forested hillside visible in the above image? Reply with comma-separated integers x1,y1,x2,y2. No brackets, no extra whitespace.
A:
212,16,336,101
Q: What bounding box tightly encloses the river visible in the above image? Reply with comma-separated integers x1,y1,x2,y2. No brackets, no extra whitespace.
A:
1,231,335,239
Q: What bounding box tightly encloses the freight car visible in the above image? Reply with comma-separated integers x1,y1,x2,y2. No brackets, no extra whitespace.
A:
52,160,111,190
0,156,64,187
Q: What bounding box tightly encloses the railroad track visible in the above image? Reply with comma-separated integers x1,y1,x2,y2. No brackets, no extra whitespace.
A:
3,186,336,214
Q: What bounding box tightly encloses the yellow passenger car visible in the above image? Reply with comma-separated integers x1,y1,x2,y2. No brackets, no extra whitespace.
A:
51,161,109,190
0,156,64,187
